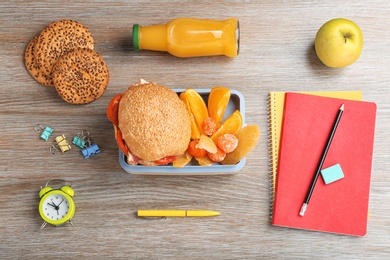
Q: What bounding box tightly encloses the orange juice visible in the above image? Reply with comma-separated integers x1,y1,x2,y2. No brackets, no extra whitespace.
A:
133,18,239,58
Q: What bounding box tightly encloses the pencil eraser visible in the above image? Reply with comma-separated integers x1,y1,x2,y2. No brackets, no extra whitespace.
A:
321,164,344,185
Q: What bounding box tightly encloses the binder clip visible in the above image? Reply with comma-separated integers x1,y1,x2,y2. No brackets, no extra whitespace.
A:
72,130,90,149
81,143,100,159
50,135,71,154
72,135,87,149
73,130,100,158
34,124,53,141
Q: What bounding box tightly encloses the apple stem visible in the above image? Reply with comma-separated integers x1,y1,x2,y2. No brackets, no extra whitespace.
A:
343,33,352,44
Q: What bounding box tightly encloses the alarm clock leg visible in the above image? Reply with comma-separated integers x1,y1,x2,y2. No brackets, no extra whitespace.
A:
41,221,48,229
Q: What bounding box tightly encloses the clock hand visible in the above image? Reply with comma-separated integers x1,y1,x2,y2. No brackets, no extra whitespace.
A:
47,202,57,208
56,199,64,215
47,201,60,212
57,198,64,206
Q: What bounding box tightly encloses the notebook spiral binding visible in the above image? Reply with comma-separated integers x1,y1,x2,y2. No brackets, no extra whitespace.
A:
268,93,278,219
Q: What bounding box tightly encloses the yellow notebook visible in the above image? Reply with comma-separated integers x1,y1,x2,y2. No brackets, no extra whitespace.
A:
268,91,363,218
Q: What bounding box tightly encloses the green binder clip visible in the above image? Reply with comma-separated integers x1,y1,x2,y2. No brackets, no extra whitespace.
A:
73,130,100,158
72,136,86,149
35,124,53,141
72,130,90,149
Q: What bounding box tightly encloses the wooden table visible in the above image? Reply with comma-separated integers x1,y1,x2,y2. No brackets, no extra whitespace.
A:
1,1,389,258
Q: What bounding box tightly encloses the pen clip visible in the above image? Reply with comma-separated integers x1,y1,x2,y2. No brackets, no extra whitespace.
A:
134,211,166,220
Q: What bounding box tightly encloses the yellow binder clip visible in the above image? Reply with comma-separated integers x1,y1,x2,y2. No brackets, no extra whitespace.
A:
51,135,71,153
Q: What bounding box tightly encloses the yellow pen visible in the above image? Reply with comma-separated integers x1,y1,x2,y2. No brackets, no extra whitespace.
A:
136,210,220,217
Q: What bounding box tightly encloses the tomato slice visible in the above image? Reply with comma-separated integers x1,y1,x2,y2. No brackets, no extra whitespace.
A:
113,125,130,155
107,93,130,155
154,156,178,165
107,93,123,126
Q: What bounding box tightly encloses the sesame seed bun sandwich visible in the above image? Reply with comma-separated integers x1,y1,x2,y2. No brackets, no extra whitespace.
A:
107,80,191,166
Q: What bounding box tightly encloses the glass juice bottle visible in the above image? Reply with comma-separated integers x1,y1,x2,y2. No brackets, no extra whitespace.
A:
132,18,240,58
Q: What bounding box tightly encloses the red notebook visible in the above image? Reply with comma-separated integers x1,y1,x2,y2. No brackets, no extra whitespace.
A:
272,93,377,236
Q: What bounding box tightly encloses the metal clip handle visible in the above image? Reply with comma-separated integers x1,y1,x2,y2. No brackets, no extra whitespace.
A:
42,179,71,189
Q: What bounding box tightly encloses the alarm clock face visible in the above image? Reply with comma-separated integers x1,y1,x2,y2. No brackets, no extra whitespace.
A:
41,193,71,222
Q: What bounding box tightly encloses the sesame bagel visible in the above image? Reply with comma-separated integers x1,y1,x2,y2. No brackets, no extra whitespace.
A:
118,82,191,162
24,35,53,86
33,20,95,86
52,48,109,105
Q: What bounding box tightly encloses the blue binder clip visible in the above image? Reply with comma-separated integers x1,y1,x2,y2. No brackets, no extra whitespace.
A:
35,124,53,141
73,130,100,158
81,143,100,159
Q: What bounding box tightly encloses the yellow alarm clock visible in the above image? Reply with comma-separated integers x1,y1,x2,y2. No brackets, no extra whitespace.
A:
38,179,75,229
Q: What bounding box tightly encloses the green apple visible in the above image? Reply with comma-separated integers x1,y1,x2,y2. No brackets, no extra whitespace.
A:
315,18,363,68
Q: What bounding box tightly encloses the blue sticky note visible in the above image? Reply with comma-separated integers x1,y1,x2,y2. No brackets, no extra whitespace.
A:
321,164,344,184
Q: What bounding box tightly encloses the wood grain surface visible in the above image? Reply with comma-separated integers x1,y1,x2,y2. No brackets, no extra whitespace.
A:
1,1,389,259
